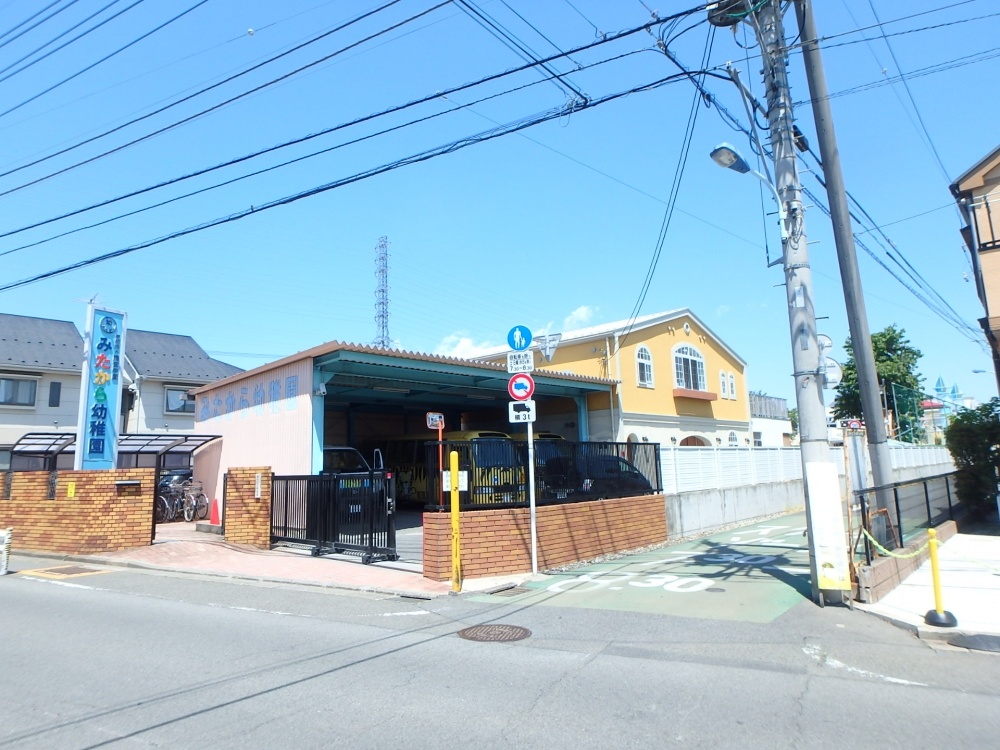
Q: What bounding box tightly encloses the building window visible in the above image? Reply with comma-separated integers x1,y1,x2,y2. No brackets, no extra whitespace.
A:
753,431,763,447
719,371,728,398
636,346,654,387
728,372,736,400
165,386,195,414
0,377,36,406
728,431,739,447
48,381,62,408
674,345,706,391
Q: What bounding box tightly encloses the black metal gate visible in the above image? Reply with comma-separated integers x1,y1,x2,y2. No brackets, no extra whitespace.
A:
271,472,397,563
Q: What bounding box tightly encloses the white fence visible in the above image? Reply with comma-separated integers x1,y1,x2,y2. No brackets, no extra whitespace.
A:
660,445,953,494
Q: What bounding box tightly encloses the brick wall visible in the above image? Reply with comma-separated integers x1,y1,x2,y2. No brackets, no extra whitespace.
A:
0,468,155,554
423,494,667,581
223,467,272,548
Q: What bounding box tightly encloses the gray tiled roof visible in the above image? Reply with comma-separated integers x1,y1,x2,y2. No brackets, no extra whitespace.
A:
0,312,241,383
0,313,83,371
125,329,242,382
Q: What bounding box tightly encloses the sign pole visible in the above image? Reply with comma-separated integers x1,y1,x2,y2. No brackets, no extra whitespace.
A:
527,420,537,574
449,449,462,592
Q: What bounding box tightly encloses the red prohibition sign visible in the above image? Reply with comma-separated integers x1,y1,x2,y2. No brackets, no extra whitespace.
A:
508,373,535,401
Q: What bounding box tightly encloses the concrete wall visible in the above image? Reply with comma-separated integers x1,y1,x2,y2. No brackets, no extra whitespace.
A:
666,480,807,540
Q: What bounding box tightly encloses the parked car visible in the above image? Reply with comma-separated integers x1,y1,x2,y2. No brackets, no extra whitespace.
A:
157,468,192,493
538,450,653,500
321,446,372,474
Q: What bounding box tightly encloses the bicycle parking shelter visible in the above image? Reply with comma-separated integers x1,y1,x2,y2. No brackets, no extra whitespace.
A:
7,432,221,539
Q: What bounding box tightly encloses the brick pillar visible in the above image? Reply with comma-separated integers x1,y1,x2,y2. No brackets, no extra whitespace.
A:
223,467,272,549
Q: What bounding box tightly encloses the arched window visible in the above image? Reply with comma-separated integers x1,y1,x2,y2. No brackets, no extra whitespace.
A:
636,346,654,387
719,370,728,398
728,372,736,400
728,431,739,447
674,345,706,391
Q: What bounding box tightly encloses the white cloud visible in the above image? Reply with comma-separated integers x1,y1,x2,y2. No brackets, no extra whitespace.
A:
563,305,596,330
434,332,500,359
716,305,731,317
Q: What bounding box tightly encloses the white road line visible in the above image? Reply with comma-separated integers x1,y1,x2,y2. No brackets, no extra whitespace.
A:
380,610,431,617
802,645,927,686
20,576,95,590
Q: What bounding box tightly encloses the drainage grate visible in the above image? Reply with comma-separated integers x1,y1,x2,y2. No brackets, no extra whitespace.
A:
490,586,533,598
458,624,531,642
22,565,108,578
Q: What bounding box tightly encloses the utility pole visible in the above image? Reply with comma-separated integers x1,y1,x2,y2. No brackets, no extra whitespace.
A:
794,0,896,529
710,0,851,603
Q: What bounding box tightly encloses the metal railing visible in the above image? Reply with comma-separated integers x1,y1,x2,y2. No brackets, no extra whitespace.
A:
853,472,959,564
271,472,397,563
424,440,662,511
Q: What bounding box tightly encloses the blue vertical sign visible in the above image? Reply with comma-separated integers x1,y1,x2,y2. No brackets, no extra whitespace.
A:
75,306,127,470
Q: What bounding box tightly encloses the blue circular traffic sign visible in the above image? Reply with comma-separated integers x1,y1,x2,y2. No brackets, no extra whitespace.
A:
507,325,532,352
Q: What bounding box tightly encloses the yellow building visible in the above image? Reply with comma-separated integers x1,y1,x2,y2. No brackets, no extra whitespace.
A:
481,309,750,447
952,145,1000,392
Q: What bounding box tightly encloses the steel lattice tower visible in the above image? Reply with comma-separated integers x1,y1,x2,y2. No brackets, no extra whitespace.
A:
373,236,390,349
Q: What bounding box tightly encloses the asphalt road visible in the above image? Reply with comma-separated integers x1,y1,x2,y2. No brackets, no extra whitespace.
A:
2,556,999,749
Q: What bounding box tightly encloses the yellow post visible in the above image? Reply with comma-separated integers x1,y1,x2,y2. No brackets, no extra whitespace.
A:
450,449,462,593
923,528,957,627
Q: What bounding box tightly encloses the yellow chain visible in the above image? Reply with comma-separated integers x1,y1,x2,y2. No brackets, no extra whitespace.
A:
861,527,929,559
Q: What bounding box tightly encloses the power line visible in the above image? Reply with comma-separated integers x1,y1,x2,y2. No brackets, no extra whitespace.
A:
1,55,622,256
0,0,75,47
454,0,585,100
0,11,697,241
0,70,698,293
0,0,209,119
0,0,443,196
0,0,137,83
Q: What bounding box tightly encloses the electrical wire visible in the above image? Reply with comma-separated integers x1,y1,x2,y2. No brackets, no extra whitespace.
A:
0,50,641,256
0,0,74,47
617,25,716,352
0,0,444,197
0,0,83,52
454,0,585,100
0,0,209,119
0,9,700,239
0,70,698,293
0,0,134,82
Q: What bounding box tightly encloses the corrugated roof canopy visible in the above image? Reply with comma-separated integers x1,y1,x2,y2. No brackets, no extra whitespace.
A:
10,432,221,457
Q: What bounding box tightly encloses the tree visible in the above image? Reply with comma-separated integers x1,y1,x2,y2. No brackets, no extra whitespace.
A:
831,325,925,442
944,398,1000,521
788,407,798,436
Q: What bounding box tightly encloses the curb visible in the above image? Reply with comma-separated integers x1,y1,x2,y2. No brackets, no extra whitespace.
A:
7,549,452,600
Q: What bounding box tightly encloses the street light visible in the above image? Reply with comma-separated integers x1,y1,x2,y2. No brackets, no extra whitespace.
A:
710,143,786,241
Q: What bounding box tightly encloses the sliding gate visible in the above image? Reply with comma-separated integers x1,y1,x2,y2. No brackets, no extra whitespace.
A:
271,472,397,563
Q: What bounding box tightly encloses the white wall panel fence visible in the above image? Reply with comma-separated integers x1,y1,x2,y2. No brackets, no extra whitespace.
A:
660,445,953,494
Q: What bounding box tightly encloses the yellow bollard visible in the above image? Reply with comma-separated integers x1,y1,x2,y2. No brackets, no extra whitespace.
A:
923,528,957,628
450,450,462,593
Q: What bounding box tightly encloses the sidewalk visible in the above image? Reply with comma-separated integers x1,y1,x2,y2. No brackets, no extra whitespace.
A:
857,532,1000,643
8,523,534,599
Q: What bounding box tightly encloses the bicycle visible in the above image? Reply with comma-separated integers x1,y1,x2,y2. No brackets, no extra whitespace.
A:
182,480,209,522
158,482,186,522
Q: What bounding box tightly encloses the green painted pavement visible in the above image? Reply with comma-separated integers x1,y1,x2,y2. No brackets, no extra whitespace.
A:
472,513,814,623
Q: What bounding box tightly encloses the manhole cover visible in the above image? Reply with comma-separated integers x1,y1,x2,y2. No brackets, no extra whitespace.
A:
458,624,531,642
948,634,1000,653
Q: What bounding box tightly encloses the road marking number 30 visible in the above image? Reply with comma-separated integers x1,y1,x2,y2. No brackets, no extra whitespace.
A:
547,572,714,594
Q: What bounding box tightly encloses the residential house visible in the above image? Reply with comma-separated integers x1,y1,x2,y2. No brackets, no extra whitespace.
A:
749,392,793,447
478,309,751,447
0,312,240,468
951,145,1000,393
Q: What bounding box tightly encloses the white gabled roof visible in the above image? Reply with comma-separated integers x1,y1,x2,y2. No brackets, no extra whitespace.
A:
476,308,746,366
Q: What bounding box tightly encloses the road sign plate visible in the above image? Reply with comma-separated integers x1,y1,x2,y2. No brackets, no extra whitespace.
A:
426,412,444,430
507,351,534,373
508,373,535,401
507,325,532,352
509,399,536,423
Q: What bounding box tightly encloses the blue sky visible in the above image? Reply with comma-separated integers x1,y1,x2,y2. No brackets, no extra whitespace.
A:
1,0,997,407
